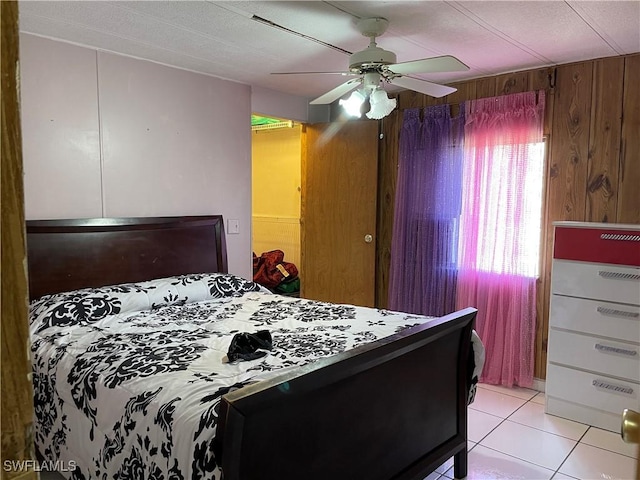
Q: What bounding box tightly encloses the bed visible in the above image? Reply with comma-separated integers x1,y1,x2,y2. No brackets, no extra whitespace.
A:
27,215,483,480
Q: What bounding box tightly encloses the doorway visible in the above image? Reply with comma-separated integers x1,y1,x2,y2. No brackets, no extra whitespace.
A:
251,115,302,288
251,116,379,306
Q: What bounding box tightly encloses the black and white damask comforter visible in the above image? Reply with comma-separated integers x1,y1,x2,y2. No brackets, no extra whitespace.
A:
30,273,483,479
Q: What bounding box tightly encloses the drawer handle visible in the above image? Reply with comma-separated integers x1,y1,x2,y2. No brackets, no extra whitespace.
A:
597,306,640,318
600,233,640,242
598,270,640,281
592,379,634,395
595,343,638,357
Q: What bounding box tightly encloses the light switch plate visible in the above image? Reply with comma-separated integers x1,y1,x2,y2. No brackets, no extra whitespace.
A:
227,219,239,234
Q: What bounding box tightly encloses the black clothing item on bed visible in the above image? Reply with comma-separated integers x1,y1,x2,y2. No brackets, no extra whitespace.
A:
227,330,273,362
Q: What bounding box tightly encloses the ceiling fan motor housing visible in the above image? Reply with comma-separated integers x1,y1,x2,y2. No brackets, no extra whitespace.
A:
349,46,397,70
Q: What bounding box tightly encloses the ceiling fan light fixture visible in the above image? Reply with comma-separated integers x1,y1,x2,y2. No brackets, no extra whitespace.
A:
362,71,381,91
366,88,397,119
339,89,366,118
277,17,469,108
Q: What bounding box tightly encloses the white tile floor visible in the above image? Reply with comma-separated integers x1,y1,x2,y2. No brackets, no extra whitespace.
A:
39,383,640,480
432,383,639,480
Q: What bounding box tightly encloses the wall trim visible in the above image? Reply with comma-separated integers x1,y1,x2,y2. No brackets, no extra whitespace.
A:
532,377,546,392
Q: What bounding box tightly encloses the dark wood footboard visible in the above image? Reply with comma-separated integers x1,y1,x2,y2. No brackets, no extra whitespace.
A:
215,307,476,480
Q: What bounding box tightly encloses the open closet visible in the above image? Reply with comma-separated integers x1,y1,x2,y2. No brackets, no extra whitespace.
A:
251,116,302,296
251,115,380,307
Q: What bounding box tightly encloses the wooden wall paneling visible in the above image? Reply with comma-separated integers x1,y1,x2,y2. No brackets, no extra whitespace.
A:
542,70,556,137
376,109,400,309
397,90,426,110
529,67,554,135
534,172,550,379
534,88,556,380
495,71,529,95
586,57,624,223
547,62,594,222
536,61,593,378
1,1,37,478
423,94,446,108
475,76,497,99
618,54,640,224
445,81,477,117
529,67,553,93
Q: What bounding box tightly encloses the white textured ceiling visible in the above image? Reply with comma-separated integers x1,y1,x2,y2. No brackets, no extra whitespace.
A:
18,1,640,102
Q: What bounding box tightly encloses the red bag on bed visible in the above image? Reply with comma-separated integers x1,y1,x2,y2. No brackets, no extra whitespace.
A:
253,250,298,289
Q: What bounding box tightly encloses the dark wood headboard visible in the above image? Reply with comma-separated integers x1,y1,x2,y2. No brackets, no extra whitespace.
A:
26,216,228,300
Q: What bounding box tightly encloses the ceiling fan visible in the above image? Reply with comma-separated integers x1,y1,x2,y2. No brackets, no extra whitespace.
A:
273,17,469,116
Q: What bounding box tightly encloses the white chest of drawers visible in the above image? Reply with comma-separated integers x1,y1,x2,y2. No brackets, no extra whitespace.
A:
546,222,640,432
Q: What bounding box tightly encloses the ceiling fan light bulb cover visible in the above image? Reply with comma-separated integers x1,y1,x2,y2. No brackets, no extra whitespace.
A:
366,89,397,119
339,90,366,118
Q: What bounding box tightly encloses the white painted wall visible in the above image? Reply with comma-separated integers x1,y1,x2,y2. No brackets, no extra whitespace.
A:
251,85,329,123
251,86,309,122
20,35,103,219
20,34,252,278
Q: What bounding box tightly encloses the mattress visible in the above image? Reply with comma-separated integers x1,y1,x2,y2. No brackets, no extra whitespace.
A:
30,273,483,479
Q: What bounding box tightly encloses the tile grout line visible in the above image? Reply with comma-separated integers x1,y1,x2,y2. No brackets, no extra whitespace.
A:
467,397,537,471
470,409,510,445
550,471,580,480
474,443,557,476
477,384,540,402
468,390,533,446
498,389,637,459
470,390,636,480
579,435,640,459
553,426,591,478
478,389,592,444
477,397,579,475
505,415,587,442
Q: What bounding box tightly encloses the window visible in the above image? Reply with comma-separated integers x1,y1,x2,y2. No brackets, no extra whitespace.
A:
458,141,545,277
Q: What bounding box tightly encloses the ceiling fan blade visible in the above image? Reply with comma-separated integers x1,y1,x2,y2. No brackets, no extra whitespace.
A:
310,79,361,105
272,71,356,76
389,76,457,98
388,55,469,75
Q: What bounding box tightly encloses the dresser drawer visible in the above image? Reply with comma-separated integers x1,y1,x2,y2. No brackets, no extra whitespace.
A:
551,260,640,305
554,225,640,266
549,295,640,343
546,364,639,417
546,396,622,432
548,329,640,381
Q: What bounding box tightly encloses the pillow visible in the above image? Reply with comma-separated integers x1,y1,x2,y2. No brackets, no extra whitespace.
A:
29,273,265,334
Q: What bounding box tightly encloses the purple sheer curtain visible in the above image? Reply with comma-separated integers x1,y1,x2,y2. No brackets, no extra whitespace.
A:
456,91,546,387
388,105,465,316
